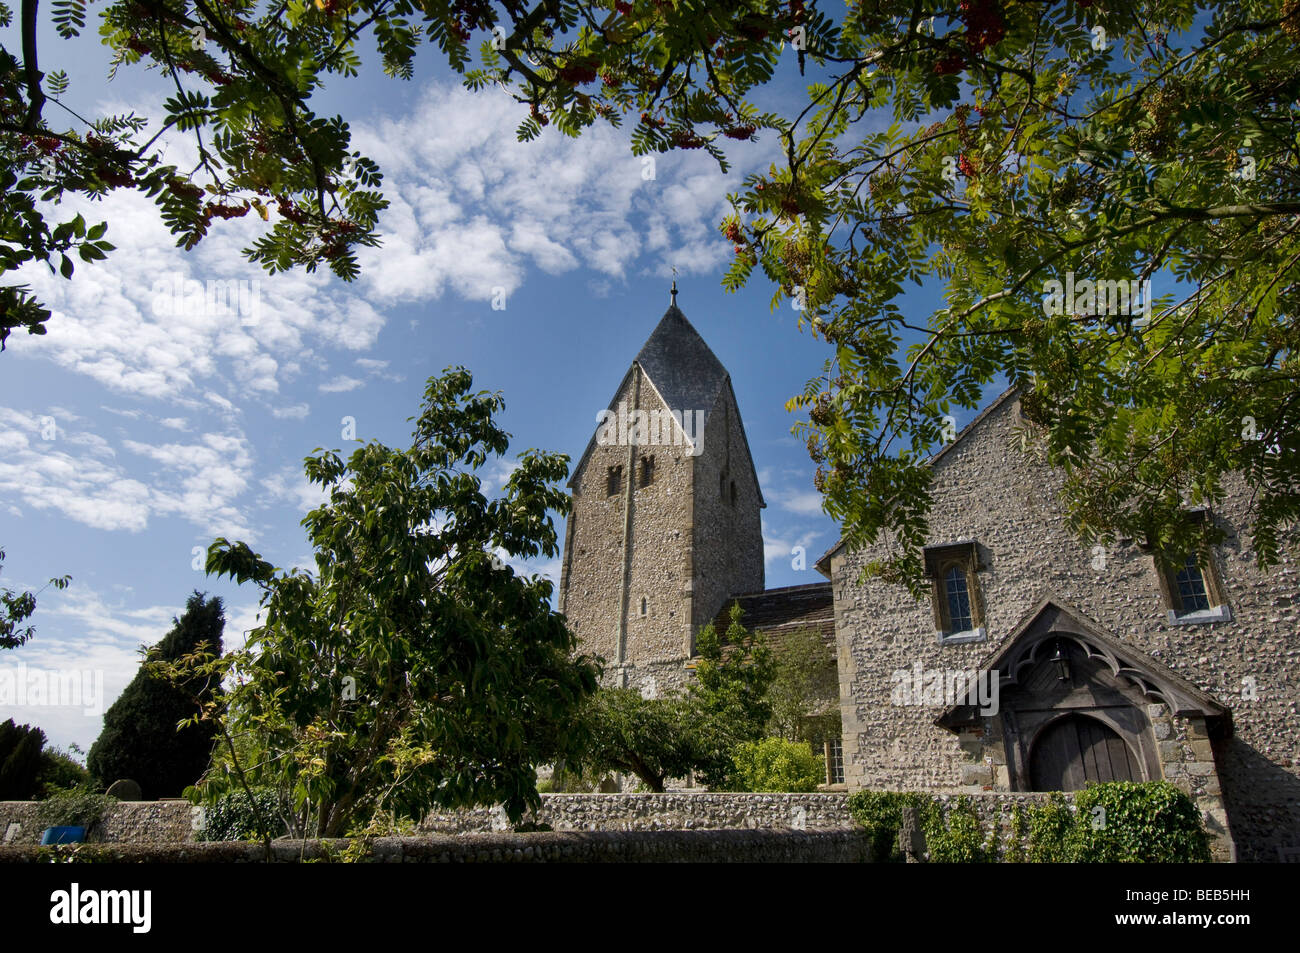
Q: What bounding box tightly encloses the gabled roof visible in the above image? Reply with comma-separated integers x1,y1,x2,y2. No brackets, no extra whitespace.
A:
934,594,1231,733
814,385,1021,574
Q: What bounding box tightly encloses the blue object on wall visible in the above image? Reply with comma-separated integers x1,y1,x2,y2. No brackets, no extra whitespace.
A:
40,826,86,845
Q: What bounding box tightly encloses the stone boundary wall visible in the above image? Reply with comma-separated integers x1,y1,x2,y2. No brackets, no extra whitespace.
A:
0,800,196,846
420,793,854,834
0,830,871,863
0,791,1230,861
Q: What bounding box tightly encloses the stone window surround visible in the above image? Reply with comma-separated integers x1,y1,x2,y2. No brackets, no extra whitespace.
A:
1143,510,1233,627
924,540,987,644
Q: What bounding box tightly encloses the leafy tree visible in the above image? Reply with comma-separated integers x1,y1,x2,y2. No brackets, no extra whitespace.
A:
35,745,92,796
731,736,823,793
478,0,1300,590
1,0,763,344
87,591,224,798
0,718,45,799
766,625,839,746
1,547,70,649
578,688,704,793
192,367,599,837
10,0,1295,590
690,603,775,788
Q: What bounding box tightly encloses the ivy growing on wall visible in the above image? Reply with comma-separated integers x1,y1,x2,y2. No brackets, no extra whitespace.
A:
848,781,1212,863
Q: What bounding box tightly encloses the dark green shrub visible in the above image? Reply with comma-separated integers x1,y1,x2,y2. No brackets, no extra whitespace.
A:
1072,781,1212,862
36,747,92,796
195,787,285,842
0,719,46,799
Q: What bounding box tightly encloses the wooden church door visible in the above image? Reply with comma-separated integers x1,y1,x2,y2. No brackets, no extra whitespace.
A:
1029,713,1144,791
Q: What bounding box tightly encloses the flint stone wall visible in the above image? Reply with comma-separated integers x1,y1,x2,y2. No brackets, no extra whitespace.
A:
0,829,870,863
421,792,852,834
0,799,196,846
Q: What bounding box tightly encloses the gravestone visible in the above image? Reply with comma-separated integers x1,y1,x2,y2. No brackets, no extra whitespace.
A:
105,779,142,801
898,806,927,863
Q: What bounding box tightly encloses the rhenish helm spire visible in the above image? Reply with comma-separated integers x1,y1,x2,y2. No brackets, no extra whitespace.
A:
557,290,766,698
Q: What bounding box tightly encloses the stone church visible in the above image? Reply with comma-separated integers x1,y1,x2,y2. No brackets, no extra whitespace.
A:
558,291,1298,862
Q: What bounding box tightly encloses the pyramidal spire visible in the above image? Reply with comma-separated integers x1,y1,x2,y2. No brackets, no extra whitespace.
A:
635,295,727,422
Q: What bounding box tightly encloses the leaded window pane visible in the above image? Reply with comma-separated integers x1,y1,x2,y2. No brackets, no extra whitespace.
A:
944,565,973,632
1175,555,1211,612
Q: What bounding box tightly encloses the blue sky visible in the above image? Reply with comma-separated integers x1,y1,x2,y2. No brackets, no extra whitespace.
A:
0,15,988,752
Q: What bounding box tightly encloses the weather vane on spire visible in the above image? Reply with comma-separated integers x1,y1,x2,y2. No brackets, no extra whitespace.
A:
670,265,678,306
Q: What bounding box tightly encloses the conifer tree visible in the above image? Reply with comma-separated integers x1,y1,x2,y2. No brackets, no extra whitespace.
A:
88,592,224,798
0,719,46,800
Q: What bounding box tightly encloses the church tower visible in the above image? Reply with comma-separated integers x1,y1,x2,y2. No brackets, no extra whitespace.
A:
558,286,765,695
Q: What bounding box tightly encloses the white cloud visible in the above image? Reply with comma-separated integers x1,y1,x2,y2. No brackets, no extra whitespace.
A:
271,403,311,420
350,82,762,303
319,375,363,393
779,489,827,516
4,584,257,750
762,521,824,570
0,409,259,538
261,467,329,513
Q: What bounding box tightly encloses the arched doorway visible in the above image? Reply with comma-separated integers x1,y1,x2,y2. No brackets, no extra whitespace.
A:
1029,713,1144,791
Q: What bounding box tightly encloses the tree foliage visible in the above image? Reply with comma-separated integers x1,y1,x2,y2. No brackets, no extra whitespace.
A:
690,602,775,788
483,0,1300,590
766,625,839,745
578,688,703,793
10,1,1296,590
0,0,780,345
87,591,225,798
0,546,70,649
577,604,775,791
34,745,93,797
0,718,46,799
190,367,599,837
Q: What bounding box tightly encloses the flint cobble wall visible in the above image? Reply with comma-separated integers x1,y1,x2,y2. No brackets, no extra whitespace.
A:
0,829,870,863
421,792,852,834
0,800,196,846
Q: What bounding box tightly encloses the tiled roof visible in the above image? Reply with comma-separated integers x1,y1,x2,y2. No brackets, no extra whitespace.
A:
711,582,836,655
